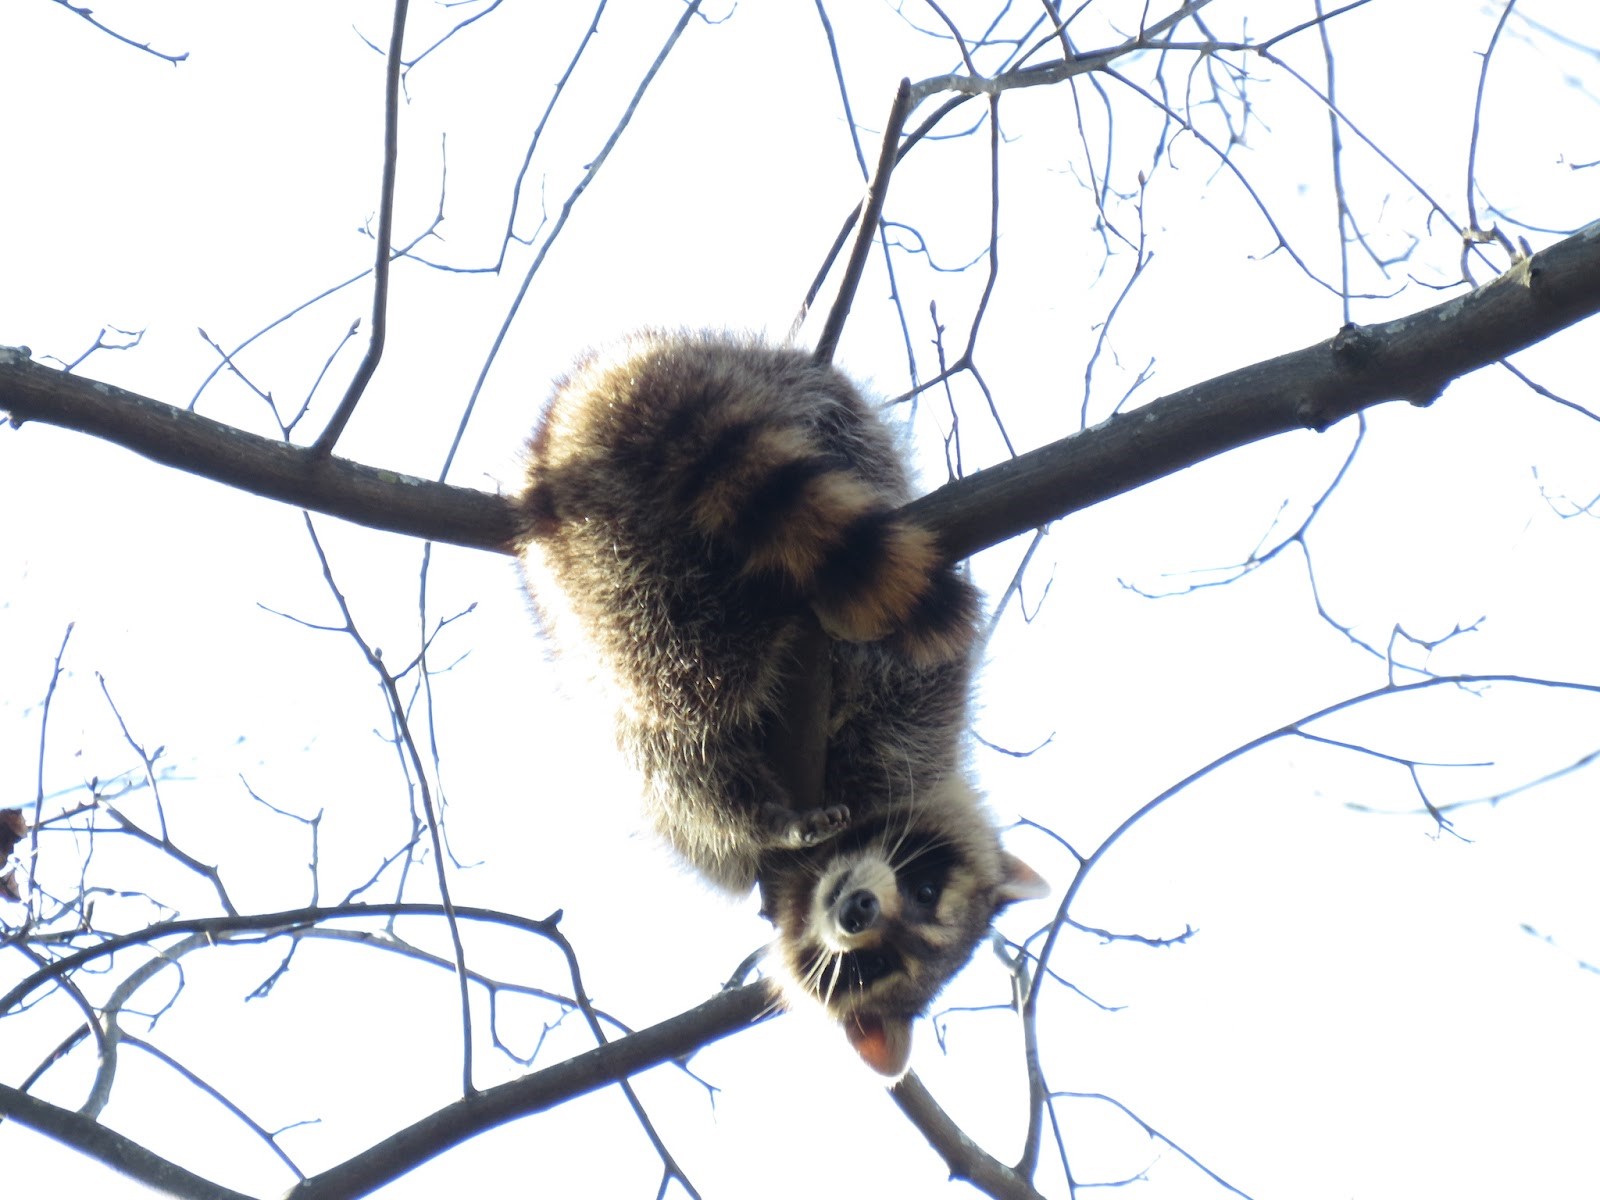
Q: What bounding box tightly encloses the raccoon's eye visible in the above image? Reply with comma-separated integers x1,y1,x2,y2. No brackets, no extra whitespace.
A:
901,876,941,921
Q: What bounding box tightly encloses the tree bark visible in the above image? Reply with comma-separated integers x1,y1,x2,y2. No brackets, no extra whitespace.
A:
3,221,1598,561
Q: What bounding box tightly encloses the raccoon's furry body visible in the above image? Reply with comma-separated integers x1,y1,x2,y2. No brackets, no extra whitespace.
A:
516,332,1044,1076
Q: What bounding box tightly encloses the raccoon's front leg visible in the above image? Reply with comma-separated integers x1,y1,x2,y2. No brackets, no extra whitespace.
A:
758,800,851,849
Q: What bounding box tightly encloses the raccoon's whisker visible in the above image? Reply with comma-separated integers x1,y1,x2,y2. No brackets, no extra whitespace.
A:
802,946,835,1002
802,950,831,999
821,953,846,1008
885,809,918,868
815,952,838,997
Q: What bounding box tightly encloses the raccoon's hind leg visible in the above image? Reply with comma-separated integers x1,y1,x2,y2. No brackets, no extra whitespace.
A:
758,799,851,849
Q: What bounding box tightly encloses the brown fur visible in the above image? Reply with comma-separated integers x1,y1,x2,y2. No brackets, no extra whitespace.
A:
516,332,1045,1075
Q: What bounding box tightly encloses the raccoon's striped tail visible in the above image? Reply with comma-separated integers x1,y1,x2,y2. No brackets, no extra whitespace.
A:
682,423,978,666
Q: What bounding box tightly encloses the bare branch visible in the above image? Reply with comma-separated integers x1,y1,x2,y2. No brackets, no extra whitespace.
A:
814,78,915,365
0,1082,253,1200
433,0,705,485
26,624,75,908
891,1072,1047,1200
47,0,188,64
1028,672,1600,1014
0,348,518,550
1,903,557,1017
284,983,770,1200
7,220,1600,574
1465,1,1520,246
906,0,1218,107
906,221,1600,560
312,0,410,456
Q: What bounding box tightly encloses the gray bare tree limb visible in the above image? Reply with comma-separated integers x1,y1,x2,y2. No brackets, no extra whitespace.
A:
5,222,1597,563
0,920,769,1200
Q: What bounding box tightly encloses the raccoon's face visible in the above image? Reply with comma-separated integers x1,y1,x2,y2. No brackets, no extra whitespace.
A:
761,816,1045,1078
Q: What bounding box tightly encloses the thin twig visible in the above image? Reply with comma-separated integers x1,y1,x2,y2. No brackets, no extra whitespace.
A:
1463,0,1519,261
814,78,915,365
313,0,411,456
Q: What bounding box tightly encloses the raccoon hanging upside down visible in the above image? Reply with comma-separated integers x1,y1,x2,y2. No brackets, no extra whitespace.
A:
515,331,1047,1078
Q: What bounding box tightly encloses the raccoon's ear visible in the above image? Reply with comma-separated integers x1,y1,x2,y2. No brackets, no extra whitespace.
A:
845,1012,913,1079
997,853,1051,906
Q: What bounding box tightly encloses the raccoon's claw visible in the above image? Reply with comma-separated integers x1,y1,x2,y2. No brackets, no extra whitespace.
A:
761,802,851,849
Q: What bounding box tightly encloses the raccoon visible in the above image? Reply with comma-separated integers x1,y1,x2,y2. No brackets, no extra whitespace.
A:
515,331,1046,1077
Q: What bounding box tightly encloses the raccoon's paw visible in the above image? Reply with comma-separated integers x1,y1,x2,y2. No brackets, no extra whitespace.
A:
760,801,851,849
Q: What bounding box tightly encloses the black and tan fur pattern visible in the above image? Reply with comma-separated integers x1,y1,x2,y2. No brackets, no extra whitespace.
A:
516,332,1045,1076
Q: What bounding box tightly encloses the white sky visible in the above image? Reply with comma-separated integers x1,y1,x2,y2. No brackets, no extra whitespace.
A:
2,1,1599,1198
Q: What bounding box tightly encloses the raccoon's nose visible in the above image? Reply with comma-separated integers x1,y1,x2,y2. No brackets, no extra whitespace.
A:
839,889,880,934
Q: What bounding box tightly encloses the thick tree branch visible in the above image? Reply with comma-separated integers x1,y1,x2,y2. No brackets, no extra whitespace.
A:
0,895,770,1200
909,223,1600,558
3,221,1598,562
0,1083,254,1200
893,1072,1048,1200
286,982,770,1200
0,348,518,552
0,984,768,1200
